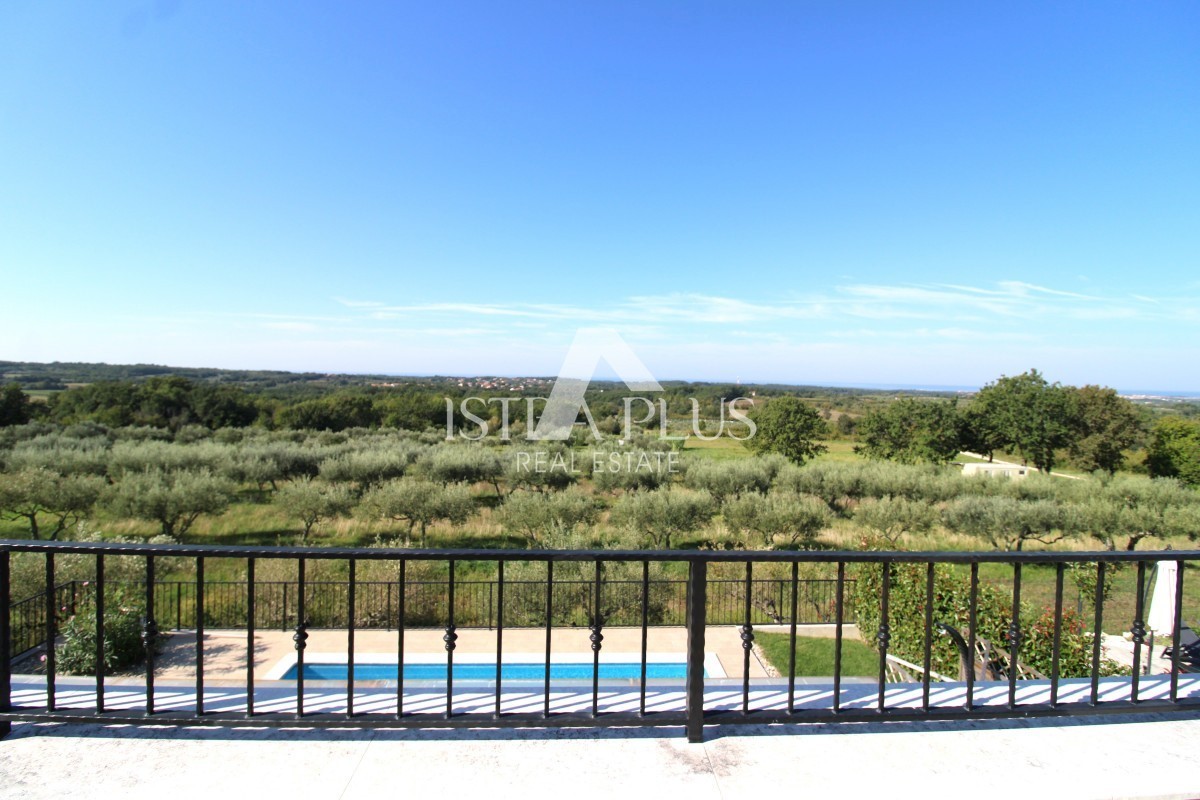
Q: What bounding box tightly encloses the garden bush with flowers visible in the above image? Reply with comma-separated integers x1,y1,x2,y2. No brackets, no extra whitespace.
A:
852,561,1127,679
55,584,156,675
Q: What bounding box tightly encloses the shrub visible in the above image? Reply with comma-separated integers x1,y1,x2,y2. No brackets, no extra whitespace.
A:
851,561,1125,679
852,561,1010,677
56,586,154,676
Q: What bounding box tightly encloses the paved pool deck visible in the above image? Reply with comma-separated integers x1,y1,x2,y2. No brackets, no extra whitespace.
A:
147,624,808,682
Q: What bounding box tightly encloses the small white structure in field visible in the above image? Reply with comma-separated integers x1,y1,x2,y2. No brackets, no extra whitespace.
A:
961,462,1032,479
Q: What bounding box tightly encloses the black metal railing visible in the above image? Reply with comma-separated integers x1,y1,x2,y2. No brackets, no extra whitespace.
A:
8,581,79,660
2,540,1198,742
6,576,849,659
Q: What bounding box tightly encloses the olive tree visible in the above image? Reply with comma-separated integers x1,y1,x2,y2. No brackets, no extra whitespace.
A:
588,448,674,493
943,495,1077,551
104,469,235,538
276,478,355,541
496,489,597,547
852,496,938,547
360,478,474,546
723,491,830,549
609,487,716,549
0,468,105,540
1084,475,1200,550
503,444,578,493
6,436,111,477
419,445,504,497
682,458,778,505
107,440,232,478
318,445,419,493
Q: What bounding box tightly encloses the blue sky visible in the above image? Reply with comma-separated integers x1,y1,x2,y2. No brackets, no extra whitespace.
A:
1,3,1197,391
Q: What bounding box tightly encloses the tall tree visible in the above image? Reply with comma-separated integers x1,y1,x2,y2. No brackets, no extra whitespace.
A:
744,396,828,465
135,376,196,431
1063,385,1143,474
0,383,31,426
958,391,1007,461
856,398,961,464
973,370,1072,473
1146,416,1200,487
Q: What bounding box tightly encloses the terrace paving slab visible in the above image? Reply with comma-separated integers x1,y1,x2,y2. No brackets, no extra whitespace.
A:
3,714,1200,800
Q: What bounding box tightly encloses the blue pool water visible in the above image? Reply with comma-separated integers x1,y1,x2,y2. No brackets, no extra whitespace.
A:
282,662,693,681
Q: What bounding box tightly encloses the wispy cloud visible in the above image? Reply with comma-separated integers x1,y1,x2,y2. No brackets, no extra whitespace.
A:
261,321,319,332
320,280,1197,344
827,326,1039,343
128,281,1200,345
623,293,826,323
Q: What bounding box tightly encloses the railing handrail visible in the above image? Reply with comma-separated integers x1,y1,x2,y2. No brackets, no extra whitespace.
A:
9,580,79,611
4,538,1198,563
13,576,843,587
3,539,1198,743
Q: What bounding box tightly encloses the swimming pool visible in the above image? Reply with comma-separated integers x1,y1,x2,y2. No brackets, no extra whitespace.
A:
281,661,696,681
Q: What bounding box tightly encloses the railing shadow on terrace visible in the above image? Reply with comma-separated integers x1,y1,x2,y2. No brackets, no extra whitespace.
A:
2,539,1199,743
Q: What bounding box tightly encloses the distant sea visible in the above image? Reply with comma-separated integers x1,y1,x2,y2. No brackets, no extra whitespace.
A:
834,383,1200,399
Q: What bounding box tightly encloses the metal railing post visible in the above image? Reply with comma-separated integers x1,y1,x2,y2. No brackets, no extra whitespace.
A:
0,547,11,739
685,559,707,743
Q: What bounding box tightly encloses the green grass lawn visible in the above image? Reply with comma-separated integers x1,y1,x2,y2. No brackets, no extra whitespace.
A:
810,439,862,463
756,632,878,677
680,437,755,460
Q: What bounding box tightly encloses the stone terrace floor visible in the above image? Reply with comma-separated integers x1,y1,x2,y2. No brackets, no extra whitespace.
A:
3,713,1200,799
